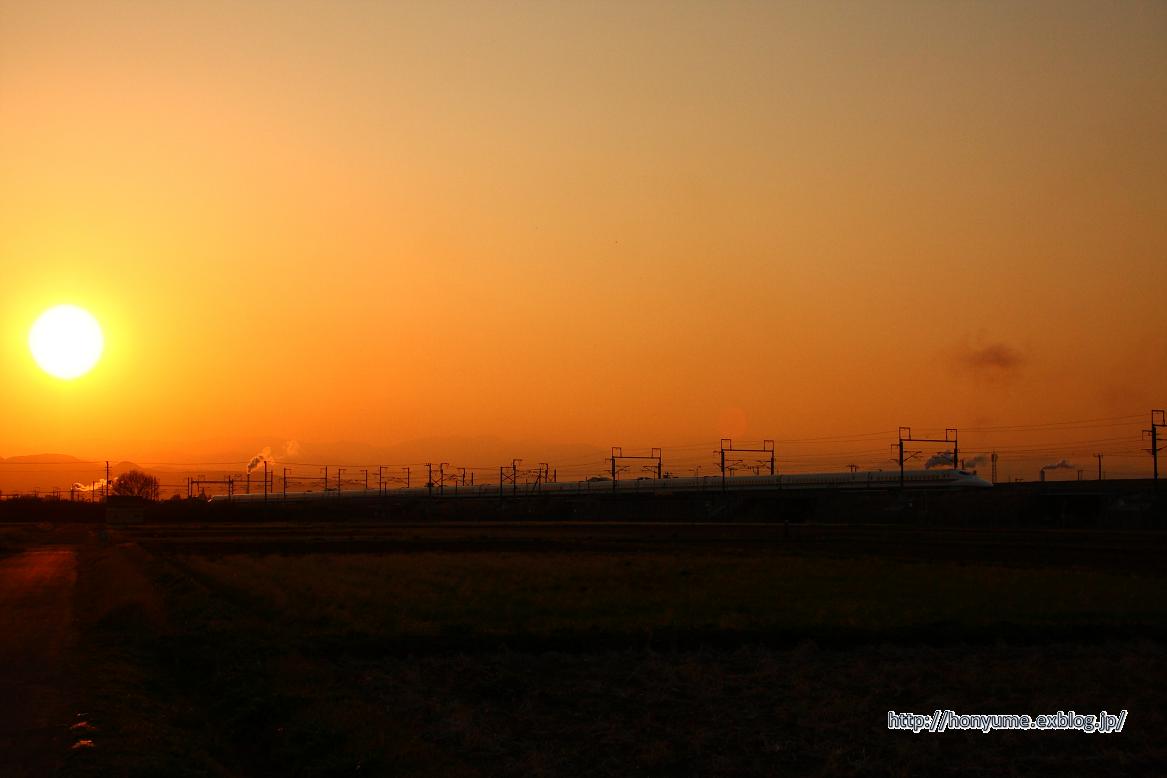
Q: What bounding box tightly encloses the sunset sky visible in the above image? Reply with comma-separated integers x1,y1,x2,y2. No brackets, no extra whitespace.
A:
1,1,1164,485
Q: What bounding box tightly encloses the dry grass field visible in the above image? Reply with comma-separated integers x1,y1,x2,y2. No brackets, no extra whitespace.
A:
172,550,1162,641
32,520,1162,776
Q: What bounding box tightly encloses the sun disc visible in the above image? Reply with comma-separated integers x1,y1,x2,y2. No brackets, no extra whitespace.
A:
29,305,105,380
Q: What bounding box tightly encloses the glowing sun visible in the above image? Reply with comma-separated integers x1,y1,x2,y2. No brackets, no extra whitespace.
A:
29,305,105,379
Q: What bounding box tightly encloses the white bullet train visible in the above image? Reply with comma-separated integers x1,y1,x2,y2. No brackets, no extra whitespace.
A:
210,468,990,502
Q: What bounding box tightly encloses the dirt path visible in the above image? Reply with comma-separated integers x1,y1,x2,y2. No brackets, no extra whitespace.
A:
0,548,78,776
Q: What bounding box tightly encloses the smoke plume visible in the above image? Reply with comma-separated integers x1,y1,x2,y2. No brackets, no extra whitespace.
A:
1041,459,1074,471
72,478,108,492
246,447,275,473
963,454,990,468
961,342,1023,370
283,440,302,458
955,339,1026,384
925,451,954,469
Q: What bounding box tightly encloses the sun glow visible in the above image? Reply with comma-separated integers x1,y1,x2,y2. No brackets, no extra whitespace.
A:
29,305,105,380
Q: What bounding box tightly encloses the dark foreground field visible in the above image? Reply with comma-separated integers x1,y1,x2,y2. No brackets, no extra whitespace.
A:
2,520,1165,775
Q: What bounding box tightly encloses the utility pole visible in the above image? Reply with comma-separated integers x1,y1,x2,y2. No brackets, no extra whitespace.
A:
363,469,368,492
991,452,998,485
426,463,433,497
458,467,467,487
405,466,411,489
1145,410,1165,486
1094,453,1103,481
512,459,521,496
337,468,343,496
378,465,384,495
897,431,906,489
283,468,288,499
105,461,110,501
439,463,448,496
263,461,268,502
720,440,729,491
324,466,329,491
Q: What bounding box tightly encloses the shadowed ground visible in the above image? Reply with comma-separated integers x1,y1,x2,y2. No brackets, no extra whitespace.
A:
2,521,1164,775
0,547,78,776
54,521,1167,775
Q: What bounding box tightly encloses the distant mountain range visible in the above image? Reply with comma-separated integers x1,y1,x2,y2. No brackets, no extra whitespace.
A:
0,453,86,464
0,456,150,497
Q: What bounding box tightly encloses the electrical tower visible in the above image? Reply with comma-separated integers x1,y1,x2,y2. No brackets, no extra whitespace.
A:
609,447,662,491
896,427,958,489
190,476,235,500
499,459,522,497
718,439,774,491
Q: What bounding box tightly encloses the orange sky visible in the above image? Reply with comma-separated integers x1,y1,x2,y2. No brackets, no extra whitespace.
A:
1,1,1164,484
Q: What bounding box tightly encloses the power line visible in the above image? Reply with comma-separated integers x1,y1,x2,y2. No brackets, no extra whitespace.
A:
961,414,1144,432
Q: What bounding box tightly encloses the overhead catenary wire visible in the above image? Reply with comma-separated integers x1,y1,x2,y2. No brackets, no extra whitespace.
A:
3,411,1163,493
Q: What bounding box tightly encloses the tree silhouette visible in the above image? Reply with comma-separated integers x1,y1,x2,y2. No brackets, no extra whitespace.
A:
112,469,160,501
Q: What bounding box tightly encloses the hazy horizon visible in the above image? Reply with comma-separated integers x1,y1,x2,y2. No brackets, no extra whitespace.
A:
0,410,1159,496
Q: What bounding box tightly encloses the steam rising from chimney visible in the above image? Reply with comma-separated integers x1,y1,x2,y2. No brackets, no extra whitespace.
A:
72,478,107,493
247,447,275,473
963,454,990,468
